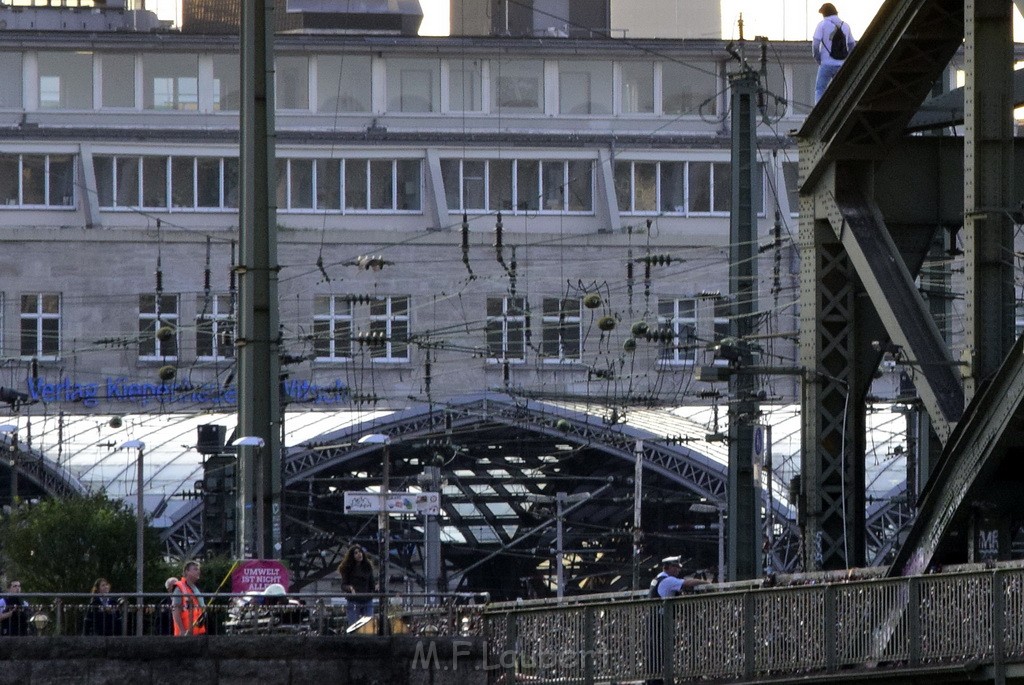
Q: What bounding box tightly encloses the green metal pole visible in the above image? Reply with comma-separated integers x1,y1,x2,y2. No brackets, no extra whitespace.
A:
727,68,761,581
238,0,282,559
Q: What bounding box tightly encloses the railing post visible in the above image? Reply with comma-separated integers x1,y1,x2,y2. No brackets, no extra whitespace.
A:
743,591,756,679
824,584,837,672
662,600,675,684
504,611,518,683
54,598,63,635
992,570,1005,685
908,577,921,668
582,605,595,684
315,598,325,635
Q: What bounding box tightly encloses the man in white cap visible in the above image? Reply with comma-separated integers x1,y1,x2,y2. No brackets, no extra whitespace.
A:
648,556,709,598
812,3,856,102
646,557,710,683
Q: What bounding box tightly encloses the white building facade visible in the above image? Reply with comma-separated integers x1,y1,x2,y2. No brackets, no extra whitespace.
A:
0,6,840,420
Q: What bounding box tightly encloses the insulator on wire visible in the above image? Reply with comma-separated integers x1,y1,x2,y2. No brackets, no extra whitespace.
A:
462,213,473,276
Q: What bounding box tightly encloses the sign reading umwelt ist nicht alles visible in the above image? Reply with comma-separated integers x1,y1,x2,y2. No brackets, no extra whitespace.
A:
231,559,290,594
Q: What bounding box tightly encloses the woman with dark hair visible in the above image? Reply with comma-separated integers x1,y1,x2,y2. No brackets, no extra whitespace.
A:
338,544,376,627
83,577,121,636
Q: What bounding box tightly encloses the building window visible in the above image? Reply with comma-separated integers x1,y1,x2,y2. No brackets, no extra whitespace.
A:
447,59,484,112
100,53,136,108
782,161,800,216
20,293,60,360
142,156,168,208
368,296,409,362
662,61,718,116
658,295,730,365
0,154,74,208
441,159,486,211
792,63,818,115
212,54,240,112
37,51,93,110
387,58,440,113
276,55,310,111
614,161,657,213
620,61,655,114
197,158,224,208
486,297,527,362
0,53,22,109
658,298,697,365
196,294,234,361
143,53,198,110
342,159,421,213
313,295,353,362
317,55,372,113
558,60,612,115
493,59,544,113
541,298,581,362
139,294,179,361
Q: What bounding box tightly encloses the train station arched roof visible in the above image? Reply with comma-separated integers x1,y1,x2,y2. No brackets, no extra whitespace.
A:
0,394,911,594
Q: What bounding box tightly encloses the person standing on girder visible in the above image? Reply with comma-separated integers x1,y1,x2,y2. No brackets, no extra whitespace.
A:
812,3,856,102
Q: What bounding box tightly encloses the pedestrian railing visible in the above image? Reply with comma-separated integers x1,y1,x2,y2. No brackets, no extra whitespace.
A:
0,591,488,638
481,562,1024,684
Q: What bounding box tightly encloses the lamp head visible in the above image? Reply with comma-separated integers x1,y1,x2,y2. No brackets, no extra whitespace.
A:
358,433,390,445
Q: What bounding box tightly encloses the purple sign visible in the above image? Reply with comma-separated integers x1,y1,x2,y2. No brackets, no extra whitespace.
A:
231,559,290,594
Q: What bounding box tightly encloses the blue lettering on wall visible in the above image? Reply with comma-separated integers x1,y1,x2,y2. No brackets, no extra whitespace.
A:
25,377,349,408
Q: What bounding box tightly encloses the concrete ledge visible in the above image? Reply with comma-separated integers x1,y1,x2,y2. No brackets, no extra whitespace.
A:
0,635,488,685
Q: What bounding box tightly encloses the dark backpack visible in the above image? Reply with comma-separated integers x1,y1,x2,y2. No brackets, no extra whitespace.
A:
828,22,849,60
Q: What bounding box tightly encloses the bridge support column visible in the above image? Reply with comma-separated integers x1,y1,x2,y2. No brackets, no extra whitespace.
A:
963,0,1015,401
798,178,867,571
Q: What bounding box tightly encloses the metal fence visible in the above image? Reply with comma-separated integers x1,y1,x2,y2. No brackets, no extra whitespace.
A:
0,591,488,639
481,566,1024,684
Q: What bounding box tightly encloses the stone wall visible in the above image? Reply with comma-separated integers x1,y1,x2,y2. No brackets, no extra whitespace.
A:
0,635,488,685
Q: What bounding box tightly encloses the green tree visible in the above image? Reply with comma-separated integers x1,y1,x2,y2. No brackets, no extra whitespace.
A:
0,493,165,593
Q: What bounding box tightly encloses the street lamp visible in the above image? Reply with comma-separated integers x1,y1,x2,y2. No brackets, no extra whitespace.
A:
232,436,266,559
0,424,18,507
118,439,145,636
358,433,391,635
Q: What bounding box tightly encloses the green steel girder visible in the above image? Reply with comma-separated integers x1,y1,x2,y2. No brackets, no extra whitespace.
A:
799,220,863,571
821,185,963,443
893,333,1024,576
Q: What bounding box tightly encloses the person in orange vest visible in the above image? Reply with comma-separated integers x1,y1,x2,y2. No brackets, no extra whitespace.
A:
171,560,206,636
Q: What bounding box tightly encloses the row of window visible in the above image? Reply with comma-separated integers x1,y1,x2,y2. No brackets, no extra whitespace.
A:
5,293,731,366
95,155,423,213
441,159,593,214
0,154,75,207
0,50,817,117
2,152,798,217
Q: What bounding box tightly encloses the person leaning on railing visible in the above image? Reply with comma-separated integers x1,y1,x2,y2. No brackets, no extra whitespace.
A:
172,561,207,636
83,577,122,636
646,557,710,685
338,544,376,627
0,580,32,637
648,556,710,598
